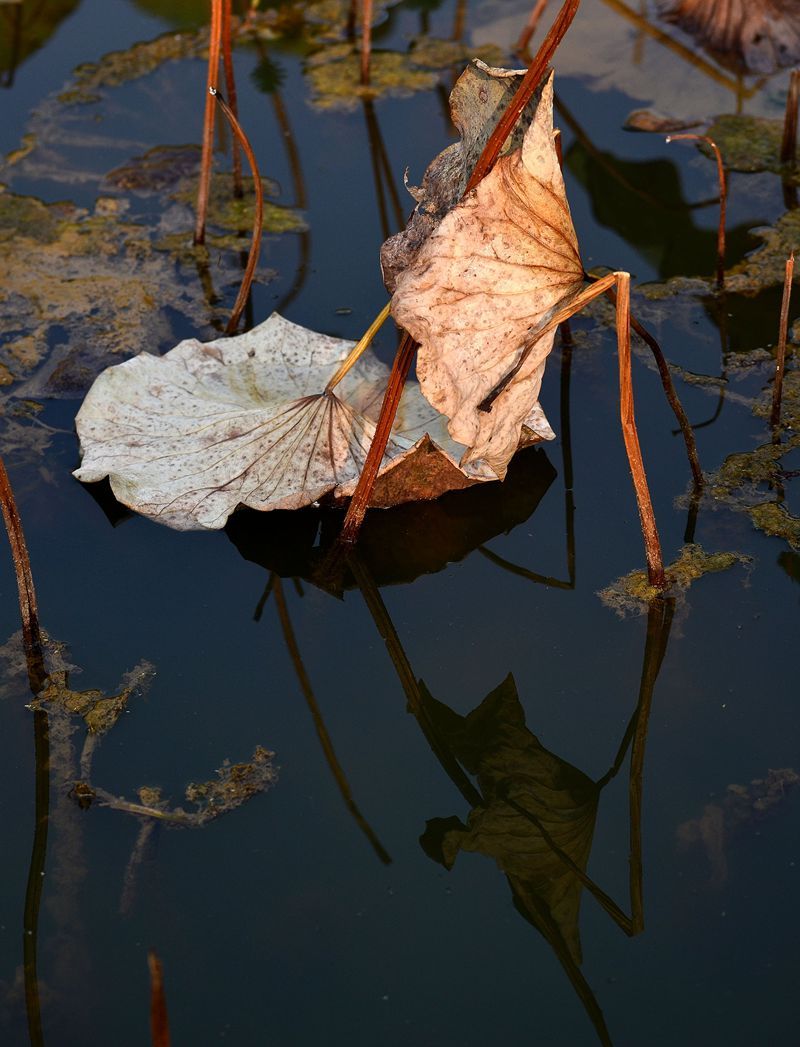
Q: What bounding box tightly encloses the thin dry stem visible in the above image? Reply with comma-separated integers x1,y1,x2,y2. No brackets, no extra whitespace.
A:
221,0,243,198
615,273,665,588
360,0,373,86
340,0,582,544
516,0,550,55
606,288,703,489
147,950,171,1047
210,88,263,335
325,303,392,391
771,253,795,430
194,0,223,245
481,272,665,587
667,134,726,290
467,0,581,191
0,456,43,673
781,69,800,166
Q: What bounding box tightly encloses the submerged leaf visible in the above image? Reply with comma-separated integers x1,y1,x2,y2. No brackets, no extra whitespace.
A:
391,71,583,478
74,314,543,530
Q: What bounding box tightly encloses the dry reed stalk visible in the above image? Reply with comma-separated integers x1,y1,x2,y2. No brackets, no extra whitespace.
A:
667,134,727,290
194,0,223,245
615,274,665,588
771,253,795,430
221,0,243,198
210,88,263,334
360,0,373,86
147,950,171,1047
781,69,800,166
0,456,43,663
339,0,582,543
516,0,550,55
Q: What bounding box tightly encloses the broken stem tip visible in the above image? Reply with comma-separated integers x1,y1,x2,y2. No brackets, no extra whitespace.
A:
667,134,726,291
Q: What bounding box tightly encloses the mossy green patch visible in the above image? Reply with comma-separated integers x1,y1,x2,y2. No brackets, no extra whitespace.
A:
599,544,750,616
746,501,800,547
726,210,800,294
307,48,438,109
705,114,797,179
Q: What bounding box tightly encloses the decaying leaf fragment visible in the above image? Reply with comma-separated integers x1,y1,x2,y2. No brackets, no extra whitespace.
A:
391,71,584,478
73,314,548,530
661,0,800,73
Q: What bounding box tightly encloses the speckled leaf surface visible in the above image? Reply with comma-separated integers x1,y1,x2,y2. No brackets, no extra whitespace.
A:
73,314,545,530
391,72,583,479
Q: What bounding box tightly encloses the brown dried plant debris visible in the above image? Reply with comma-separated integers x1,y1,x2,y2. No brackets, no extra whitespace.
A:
381,61,539,293
661,0,800,74
390,70,583,478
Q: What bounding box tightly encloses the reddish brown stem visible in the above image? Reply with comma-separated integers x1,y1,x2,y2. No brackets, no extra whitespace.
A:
340,0,582,543
340,332,416,543
360,0,373,87
221,0,243,198
147,950,171,1047
195,0,223,245
466,0,581,192
667,134,726,291
211,88,263,335
608,290,703,489
771,253,795,431
615,274,665,588
781,69,800,167
0,456,44,675
516,0,550,55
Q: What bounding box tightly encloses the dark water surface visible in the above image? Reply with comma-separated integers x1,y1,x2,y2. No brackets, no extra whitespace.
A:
1,2,799,1044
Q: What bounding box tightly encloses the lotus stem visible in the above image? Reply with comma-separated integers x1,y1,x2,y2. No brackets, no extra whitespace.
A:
148,950,171,1047
360,0,373,87
210,88,263,335
195,0,223,245
781,69,800,167
325,303,392,392
667,133,726,291
340,331,416,543
771,253,795,432
516,0,550,56
0,456,44,683
615,273,665,588
221,0,243,198
466,0,581,191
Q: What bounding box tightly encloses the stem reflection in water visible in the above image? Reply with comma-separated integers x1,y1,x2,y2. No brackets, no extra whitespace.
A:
350,552,676,1047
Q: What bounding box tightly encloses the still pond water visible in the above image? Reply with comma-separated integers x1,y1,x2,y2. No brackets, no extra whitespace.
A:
1,1,799,1044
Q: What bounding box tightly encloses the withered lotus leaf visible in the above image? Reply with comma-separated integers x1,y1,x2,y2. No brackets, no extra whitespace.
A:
73,314,553,530
390,71,584,479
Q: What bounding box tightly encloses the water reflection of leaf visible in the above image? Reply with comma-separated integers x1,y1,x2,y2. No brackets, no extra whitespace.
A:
0,0,80,86
420,675,599,965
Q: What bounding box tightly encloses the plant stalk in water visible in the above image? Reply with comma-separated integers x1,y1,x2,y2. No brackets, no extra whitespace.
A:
148,949,171,1047
771,252,795,432
210,87,263,334
221,0,243,198
781,69,800,167
360,0,373,86
667,134,727,291
194,0,223,245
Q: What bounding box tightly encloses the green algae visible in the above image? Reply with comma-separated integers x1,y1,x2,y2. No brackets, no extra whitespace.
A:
170,171,306,235
704,114,797,179
599,544,750,616
746,501,800,548
307,48,438,109
726,210,800,294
